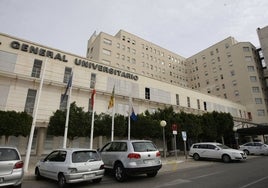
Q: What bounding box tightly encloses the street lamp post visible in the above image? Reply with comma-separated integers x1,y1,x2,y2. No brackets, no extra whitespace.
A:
233,126,239,149
160,120,167,159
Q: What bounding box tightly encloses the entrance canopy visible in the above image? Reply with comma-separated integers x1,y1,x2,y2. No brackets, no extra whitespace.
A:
237,125,268,135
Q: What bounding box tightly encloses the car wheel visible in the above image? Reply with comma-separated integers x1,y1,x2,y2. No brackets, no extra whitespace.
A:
114,163,127,182
58,173,67,188
35,167,42,180
92,178,102,183
244,150,250,155
147,171,158,177
193,153,200,161
222,154,231,163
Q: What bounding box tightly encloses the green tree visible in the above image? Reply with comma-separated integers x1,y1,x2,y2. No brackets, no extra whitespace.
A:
47,102,89,141
131,113,161,139
0,110,32,144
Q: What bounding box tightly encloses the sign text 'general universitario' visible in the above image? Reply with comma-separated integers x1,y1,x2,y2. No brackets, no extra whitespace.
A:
10,41,139,81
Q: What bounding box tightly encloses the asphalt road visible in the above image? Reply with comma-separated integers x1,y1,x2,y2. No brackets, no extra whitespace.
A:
22,156,268,188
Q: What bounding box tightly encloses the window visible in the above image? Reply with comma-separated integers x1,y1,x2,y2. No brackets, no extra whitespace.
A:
243,47,250,52
210,51,214,56
250,76,257,82
24,89,37,115
63,67,72,83
230,70,235,76
245,56,252,62
234,90,239,96
103,38,112,45
232,80,237,86
31,59,42,78
252,87,260,93
187,97,190,108
145,88,150,100
102,49,111,56
247,66,255,72
117,43,120,48
176,94,180,105
197,99,200,109
90,73,96,89
102,59,110,65
257,109,265,116
255,98,262,104
203,102,207,111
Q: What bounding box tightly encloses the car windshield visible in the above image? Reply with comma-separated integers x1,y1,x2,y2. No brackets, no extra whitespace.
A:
0,148,19,161
216,144,230,149
72,150,101,163
132,142,157,152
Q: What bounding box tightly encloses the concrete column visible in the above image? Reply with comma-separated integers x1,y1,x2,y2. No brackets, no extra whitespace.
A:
36,127,46,156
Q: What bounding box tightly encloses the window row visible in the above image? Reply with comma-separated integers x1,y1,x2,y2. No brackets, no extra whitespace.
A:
116,43,136,54
116,53,136,64
122,35,136,45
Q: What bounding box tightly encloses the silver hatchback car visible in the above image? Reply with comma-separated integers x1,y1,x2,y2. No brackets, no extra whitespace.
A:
0,146,24,188
99,140,162,182
35,148,104,188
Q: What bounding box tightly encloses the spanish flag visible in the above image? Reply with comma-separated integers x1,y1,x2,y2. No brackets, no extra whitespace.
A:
108,85,115,109
91,89,96,108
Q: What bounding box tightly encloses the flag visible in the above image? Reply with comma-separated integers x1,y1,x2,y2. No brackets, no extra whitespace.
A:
91,89,96,108
108,85,115,109
61,73,73,103
130,107,137,121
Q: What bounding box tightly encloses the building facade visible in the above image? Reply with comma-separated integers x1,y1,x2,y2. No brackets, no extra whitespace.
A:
0,33,248,154
87,30,268,125
187,37,268,124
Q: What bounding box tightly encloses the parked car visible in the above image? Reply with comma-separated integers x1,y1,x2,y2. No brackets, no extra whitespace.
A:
239,142,268,155
35,148,104,188
0,146,24,188
189,142,247,163
99,140,162,182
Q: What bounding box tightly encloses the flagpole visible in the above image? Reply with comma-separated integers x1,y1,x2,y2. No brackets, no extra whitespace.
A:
111,103,115,141
90,89,96,149
108,85,115,141
24,59,47,173
63,72,73,149
128,97,131,140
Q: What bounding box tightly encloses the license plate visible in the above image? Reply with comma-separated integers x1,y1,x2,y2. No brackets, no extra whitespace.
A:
144,159,154,164
84,174,94,179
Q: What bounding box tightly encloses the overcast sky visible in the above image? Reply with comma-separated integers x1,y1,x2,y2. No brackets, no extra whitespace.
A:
1,0,267,58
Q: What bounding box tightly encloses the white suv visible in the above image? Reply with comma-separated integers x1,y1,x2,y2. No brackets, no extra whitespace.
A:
239,142,268,155
99,140,162,182
189,142,247,163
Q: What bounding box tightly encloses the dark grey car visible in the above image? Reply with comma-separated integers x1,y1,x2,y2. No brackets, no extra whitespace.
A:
99,140,162,182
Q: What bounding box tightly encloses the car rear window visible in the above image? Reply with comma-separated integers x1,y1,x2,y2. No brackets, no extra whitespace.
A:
0,148,19,161
132,142,157,152
72,150,101,163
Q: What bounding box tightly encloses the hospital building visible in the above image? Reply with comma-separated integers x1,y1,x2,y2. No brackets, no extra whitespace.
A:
0,26,267,155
